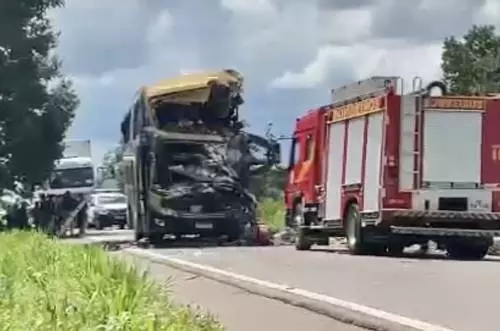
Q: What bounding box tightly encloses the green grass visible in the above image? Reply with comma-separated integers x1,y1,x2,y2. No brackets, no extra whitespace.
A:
0,231,223,331
258,198,286,233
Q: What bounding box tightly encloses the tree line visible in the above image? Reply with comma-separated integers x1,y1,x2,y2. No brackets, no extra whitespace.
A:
1,0,499,194
0,0,78,191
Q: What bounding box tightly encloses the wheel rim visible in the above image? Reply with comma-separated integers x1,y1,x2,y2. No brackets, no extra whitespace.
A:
346,206,359,249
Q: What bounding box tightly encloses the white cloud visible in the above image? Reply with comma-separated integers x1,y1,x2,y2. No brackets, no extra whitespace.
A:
269,45,351,89
270,40,443,90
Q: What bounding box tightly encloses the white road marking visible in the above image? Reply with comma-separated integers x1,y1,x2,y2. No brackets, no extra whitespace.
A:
124,247,453,331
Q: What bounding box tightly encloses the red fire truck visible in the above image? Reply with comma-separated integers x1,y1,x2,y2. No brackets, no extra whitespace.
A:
285,76,500,260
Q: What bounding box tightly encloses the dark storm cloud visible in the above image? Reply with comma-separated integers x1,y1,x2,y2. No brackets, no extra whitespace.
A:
370,0,488,43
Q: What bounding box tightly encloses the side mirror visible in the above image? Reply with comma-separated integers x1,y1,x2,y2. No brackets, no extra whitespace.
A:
267,141,281,166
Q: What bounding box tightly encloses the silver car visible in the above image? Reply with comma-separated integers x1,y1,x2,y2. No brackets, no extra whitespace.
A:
87,192,127,230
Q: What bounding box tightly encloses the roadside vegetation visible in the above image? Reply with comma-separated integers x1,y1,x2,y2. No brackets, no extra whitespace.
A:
0,231,223,331
251,167,287,233
258,198,286,233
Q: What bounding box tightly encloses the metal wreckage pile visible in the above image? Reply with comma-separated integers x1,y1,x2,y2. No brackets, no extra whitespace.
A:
124,70,280,242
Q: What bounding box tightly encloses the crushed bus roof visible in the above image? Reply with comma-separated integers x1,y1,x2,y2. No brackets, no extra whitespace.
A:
143,69,243,99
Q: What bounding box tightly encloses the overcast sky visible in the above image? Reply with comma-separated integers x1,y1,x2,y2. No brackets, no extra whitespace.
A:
49,0,499,165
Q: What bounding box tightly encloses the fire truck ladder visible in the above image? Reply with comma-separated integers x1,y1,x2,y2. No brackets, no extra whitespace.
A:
400,77,424,190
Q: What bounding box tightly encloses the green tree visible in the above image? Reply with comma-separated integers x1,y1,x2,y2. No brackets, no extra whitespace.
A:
0,0,78,188
441,25,500,94
249,166,287,200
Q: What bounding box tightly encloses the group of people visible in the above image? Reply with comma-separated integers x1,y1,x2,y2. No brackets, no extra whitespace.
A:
32,190,88,236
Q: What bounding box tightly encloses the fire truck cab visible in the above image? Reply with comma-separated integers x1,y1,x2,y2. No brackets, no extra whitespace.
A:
285,76,500,260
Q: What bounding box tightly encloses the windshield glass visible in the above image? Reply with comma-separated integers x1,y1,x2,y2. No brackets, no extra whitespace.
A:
49,167,94,189
97,195,126,204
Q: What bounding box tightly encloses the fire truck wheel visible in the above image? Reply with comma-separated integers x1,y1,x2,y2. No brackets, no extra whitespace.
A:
386,242,405,257
295,228,312,251
345,203,374,255
446,241,490,260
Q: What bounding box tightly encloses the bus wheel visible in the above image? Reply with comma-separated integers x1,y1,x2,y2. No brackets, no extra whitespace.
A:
134,230,144,242
126,205,134,229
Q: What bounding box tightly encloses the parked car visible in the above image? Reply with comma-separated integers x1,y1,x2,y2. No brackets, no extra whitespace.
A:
87,192,127,229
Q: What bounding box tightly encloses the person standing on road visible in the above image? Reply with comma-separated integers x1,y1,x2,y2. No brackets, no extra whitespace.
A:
36,193,49,232
48,195,59,236
76,194,87,237
61,191,77,236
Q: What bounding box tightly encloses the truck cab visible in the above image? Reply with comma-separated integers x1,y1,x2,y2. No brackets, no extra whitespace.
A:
44,157,95,196
285,108,325,227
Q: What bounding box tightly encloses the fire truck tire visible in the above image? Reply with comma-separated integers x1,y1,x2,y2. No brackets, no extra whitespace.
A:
295,228,312,251
386,242,405,257
345,203,380,255
446,241,490,260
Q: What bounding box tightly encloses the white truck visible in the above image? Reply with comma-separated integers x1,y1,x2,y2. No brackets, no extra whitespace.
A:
35,139,95,235
44,140,95,196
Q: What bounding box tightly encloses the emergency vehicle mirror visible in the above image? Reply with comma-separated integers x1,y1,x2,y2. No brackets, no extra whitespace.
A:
267,142,281,165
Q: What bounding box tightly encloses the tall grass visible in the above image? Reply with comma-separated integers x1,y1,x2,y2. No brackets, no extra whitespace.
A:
0,231,223,331
258,198,286,233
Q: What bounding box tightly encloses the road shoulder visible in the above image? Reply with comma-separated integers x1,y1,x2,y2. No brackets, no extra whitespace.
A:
114,252,366,331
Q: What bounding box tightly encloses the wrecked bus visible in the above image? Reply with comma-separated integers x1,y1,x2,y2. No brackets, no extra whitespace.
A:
119,69,280,244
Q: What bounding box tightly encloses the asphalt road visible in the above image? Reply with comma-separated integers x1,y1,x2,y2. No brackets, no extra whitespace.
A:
82,230,500,331
116,252,366,331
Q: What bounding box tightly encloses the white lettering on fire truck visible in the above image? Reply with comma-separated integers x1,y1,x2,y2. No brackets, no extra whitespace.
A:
326,97,383,123
424,97,485,111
